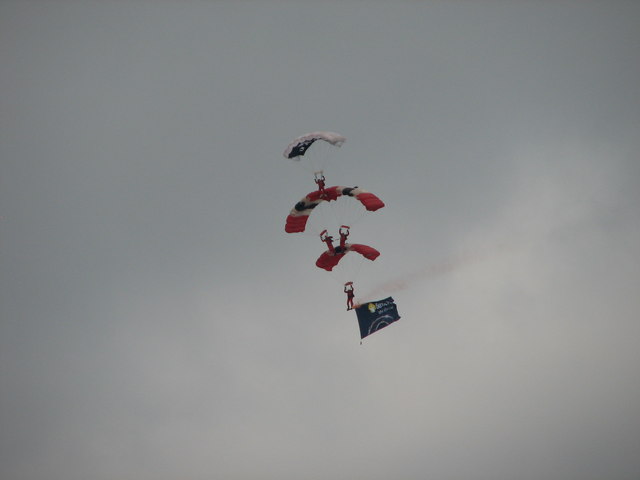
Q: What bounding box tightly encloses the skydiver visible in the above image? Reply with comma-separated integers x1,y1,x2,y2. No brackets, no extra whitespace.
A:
314,171,326,197
344,282,355,310
339,225,350,250
320,229,336,254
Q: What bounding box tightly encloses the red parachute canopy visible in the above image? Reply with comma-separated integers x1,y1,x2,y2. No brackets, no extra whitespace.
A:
285,186,385,233
315,243,380,272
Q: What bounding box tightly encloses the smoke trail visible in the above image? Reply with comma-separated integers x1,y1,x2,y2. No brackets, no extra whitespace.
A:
355,242,514,305
354,203,627,305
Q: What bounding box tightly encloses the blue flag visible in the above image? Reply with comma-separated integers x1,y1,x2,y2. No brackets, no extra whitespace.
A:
355,297,401,340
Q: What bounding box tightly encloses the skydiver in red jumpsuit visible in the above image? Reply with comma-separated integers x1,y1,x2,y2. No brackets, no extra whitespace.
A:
339,225,350,250
314,171,326,198
344,282,355,310
320,229,335,254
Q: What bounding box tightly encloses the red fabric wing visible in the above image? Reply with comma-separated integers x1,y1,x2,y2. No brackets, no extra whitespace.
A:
355,192,385,211
285,214,310,233
284,187,342,233
315,251,345,271
348,244,381,261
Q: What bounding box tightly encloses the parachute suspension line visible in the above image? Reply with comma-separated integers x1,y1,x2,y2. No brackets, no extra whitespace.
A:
325,199,344,233
350,248,368,284
323,241,368,286
337,196,368,228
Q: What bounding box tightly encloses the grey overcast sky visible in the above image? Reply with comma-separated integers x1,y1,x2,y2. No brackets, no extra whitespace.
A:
1,1,640,479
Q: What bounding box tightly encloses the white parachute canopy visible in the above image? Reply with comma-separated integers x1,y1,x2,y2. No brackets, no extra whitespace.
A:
283,131,346,159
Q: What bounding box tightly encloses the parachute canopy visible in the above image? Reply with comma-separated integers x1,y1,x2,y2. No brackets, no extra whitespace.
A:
285,186,385,233
315,243,380,271
283,131,346,159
